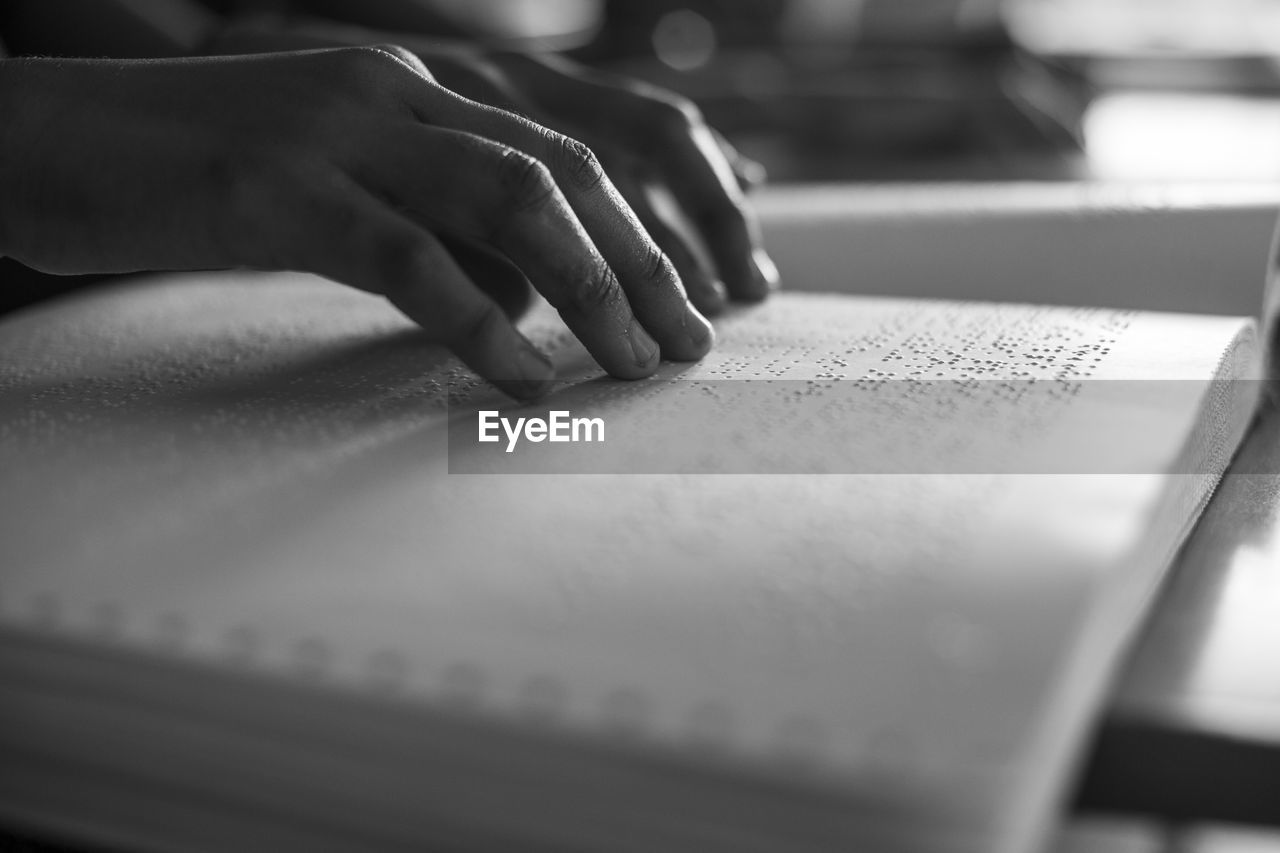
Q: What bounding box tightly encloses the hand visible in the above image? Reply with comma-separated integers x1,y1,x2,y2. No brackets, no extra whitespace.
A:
429,48,781,316
0,47,714,399
210,21,779,316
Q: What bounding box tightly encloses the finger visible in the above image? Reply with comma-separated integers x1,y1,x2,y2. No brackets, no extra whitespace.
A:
285,171,555,400
347,123,663,380
489,53,779,302
710,127,767,192
643,102,778,302
439,236,535,320
398,85,715,363
427,60,731,314
608,166,727,316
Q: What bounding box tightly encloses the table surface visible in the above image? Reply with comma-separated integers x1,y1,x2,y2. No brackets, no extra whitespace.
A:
1076,395,1280,826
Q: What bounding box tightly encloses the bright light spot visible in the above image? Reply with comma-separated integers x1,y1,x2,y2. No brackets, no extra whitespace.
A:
1085,93,1280,180
1006,0,1280,56
429,0,601,42
652,9,717,72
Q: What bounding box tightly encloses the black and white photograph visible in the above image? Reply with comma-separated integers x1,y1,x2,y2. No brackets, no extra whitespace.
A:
2,1,1280,851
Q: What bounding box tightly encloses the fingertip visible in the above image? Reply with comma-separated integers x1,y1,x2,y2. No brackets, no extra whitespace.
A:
727,271,767,303
476,336,556,400
660,302,714,362
753,248,781,293
736,157,768,191
495,377,554,400
628,322,661,374
688,277,729,317
504,344,556,399
685,303,715,354
728,247,779,303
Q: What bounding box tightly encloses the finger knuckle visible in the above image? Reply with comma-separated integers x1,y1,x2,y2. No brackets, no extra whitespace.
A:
496,148,557,215
327,46,438,110
332,45,392,77
368,43,417,66
639,242,675,285
550,135,606,194
558,263,621,316
355,44,432,78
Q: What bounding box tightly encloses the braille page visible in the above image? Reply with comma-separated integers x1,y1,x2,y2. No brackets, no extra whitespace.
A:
0,272,1258,853
452,294,1251,476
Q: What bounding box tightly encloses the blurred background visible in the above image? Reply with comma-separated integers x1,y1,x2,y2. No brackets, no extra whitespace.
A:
430,0,1280,183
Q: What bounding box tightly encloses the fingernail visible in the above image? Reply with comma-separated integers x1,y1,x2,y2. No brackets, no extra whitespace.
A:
753,248,780,292
629,323,660,369
512,345,555,397
684,303,715,350
741,158,768,187
706,278,729,307
693,278,728,316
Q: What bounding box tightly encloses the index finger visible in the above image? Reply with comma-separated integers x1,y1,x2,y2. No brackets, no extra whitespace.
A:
347,123,663,380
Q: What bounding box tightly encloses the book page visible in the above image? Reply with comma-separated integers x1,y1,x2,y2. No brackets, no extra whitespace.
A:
0,271,1258,852
450,292,1247,476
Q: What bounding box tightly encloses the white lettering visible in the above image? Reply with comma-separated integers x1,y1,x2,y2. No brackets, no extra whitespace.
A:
478,411,500,442
573,416,604,443
479,410,604,453
549,410,570,442
502,416,525,453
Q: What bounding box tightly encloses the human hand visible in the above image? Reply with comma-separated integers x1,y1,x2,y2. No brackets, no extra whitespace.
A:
384,46,781,316
0,48,714,399
210,20,779,316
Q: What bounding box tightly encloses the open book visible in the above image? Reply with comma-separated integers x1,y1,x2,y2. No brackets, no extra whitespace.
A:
0,185,1273,853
